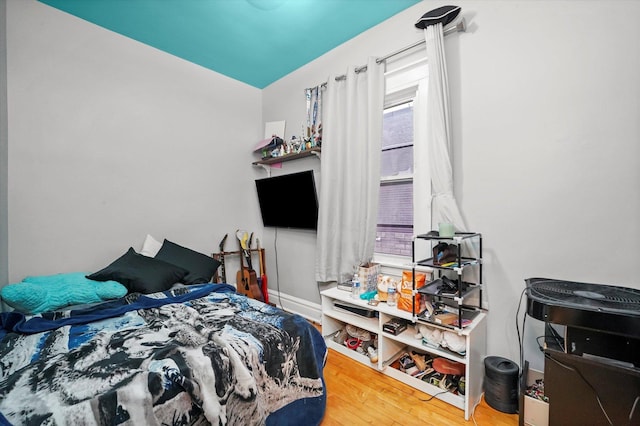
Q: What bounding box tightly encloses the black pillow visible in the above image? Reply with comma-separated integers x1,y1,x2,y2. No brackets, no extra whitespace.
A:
154,239,221,285
415,5,461,29
87,247,188,294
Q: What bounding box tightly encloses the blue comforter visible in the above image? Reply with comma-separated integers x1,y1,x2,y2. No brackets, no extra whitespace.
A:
0,284,327,425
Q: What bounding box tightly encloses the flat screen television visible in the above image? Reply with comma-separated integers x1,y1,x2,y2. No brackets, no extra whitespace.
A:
255,170,319,230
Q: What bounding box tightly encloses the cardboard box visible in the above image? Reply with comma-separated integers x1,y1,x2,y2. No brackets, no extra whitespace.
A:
382,318,408,335
524,369,549,426
398,271,428,313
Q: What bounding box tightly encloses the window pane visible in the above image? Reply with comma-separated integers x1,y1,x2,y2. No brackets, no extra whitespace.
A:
382,103,413,148
381,103,413,178
381,146,412,178
376,181,413,256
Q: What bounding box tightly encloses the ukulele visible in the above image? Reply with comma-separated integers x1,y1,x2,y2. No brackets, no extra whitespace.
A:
256,238,269,304
236,230,264,301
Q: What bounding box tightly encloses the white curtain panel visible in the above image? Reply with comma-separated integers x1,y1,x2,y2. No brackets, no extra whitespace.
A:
423,22,480,283
423,24,467,233
315,57,384,283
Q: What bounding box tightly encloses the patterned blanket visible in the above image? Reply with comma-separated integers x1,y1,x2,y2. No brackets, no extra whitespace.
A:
0,284,327,425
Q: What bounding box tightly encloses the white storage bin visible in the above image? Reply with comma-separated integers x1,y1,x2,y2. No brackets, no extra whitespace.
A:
523,369,549,426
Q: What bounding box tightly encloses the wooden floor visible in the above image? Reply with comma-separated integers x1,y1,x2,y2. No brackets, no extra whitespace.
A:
321,348,519,426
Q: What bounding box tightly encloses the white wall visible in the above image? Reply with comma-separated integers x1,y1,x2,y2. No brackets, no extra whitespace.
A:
6,0,264,281
263,0,640,369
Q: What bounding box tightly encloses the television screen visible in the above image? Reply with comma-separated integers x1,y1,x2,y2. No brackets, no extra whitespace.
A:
255,170,319,230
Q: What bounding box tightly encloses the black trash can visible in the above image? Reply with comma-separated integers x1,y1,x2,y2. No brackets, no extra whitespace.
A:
484,356,519,414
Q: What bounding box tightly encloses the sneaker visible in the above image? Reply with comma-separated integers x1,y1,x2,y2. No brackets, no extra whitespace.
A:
439,374,454,391
346,324,371,342
449,375,461,394
367,346,378,363
433,357,465,376
399,353,420,376
423,371,444,387
458,376,466,395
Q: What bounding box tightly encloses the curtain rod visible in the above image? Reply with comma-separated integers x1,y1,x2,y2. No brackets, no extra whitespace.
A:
318,18,466,87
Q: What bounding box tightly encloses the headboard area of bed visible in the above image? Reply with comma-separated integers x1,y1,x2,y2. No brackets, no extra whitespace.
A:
1,236,222,313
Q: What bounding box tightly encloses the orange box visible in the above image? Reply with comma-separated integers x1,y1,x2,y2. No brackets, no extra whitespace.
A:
398,271,427,313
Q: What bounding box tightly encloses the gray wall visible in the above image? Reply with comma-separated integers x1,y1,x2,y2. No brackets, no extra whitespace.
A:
6,0,264,282
262,0,640,369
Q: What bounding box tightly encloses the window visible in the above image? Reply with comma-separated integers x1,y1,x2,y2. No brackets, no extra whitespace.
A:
375,102,414,256
374,57,430,261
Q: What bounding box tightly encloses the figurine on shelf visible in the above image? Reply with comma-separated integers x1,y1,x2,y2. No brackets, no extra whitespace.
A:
290,135,302,153
261,136,285,159
313,123,322,147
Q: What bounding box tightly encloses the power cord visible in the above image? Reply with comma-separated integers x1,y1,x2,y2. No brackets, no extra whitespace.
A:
546,323,565,352
419,388,483,426
273,227,282,307
273,227,288,313
419,389,450,402
535,336,545,351
515,287,527,380
470,391,484,426
629,396,640,424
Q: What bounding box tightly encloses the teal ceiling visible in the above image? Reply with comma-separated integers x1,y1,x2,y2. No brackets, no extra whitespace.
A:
39,0,421,89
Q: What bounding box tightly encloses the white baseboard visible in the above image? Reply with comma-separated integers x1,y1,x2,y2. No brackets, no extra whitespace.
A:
267,290,322,324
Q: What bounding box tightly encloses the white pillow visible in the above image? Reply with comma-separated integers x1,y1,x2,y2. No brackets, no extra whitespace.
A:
140,234,163,257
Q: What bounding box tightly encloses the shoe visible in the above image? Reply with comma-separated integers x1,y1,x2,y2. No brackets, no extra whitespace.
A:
399,353,419,376
423,371,444,387
399,353,414,369
410,351,430,371
439,374,454,391
367,346,378,363
433,357,465,376
346,324,371,342
458,376,466,395
448,375,461,394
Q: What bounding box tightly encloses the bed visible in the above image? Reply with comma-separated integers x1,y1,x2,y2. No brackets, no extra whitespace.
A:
0,238,327,426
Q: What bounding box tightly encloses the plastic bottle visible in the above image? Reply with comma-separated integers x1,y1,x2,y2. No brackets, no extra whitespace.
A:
351,273,361,299
387,285,397,307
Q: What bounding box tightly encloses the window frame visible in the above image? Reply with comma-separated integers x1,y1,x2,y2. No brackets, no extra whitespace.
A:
374,101,415,257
